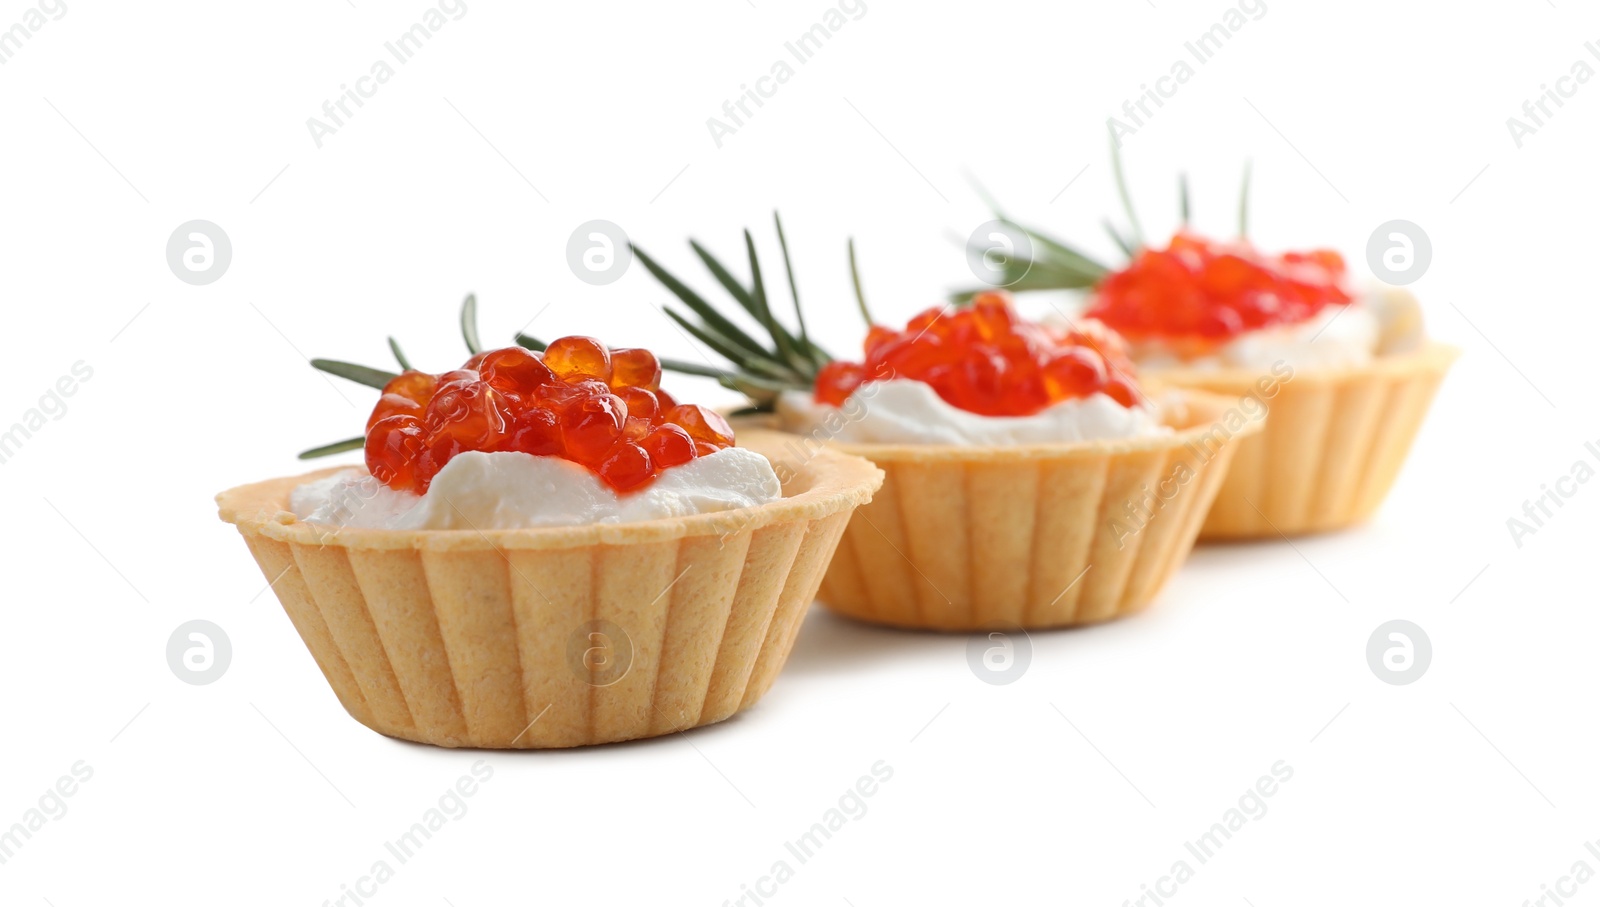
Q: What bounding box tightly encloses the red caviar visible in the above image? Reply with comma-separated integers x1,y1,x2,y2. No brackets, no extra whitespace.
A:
814,292,1142,416
364,339,734,495
1088,232,1353,345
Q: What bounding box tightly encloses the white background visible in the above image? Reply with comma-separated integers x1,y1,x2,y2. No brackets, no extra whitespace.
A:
2,0,1597,904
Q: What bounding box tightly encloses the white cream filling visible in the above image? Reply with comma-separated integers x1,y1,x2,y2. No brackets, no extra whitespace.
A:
776,379,1169,446
1128,298,1382,372
289,447,783,530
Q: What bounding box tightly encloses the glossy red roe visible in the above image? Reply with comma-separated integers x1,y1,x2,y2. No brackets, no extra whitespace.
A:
425,379,509,449
544,336,612,382
813,291,1144,417
609,347,662,390
599,441,653,492
815,361,867,406
506,405,561,457
366,392,423,432
664,404,735,447
616,386,661,421
642,424,696,468
365,415,426,491
561,393,627,465
479,346,555,394
383,370,439,404
362,341,735,493
1088,232,1353,343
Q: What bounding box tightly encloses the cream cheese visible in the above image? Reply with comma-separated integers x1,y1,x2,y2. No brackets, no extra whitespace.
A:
290,447,783,530
1128,299,1382,372
776,379,1170,446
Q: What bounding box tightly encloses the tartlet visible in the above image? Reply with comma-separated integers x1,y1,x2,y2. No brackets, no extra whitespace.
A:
219,322,881,747
1134,287,1457,537
218,429,878,747
972,160,1457,538
631,224,1256,630
799,390,1255,630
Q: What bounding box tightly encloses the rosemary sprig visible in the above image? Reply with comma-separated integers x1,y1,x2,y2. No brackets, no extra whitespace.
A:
300,295,479,459
955,143,1265,305
1102,219,1135,259
772,212,820,367
661,308,799,382
388,336,413,370
1238,160,1253,238
309,359,397,390
746,229,806,371
631,212,834,411
848,237,873,326
677,234,811,375
298,436,365,460
460,293,482,355
1019,219,1110,276
949,213,1112,303
1108,122,1145,249
634,245,773,362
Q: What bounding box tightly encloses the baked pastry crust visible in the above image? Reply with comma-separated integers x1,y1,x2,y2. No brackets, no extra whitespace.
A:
769,390,1259,630
217,430,882,748
1145,333,1458,539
